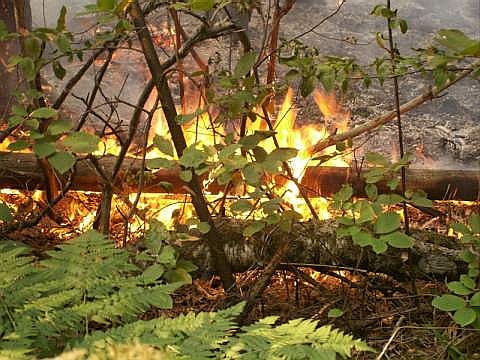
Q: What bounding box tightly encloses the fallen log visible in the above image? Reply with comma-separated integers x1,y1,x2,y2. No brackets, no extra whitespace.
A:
0,151,479,200
170,220,466,281
301,166,480,201
0,151,219,194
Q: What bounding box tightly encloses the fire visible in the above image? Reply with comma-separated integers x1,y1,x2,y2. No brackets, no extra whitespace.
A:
93,87,352,229
256,88,350,220
0,86,352,240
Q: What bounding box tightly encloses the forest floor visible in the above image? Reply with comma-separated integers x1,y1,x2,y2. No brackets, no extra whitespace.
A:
2,189,480,359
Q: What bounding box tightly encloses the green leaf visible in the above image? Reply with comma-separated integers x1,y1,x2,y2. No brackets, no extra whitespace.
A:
153,135,174,157
30,107,57,119
55,34,71,54
386,178,400,190
328,308,344,318
231,199,253,214
453,307,477,327
432,294,466,311
20,57,36,80
243,221,265,237
56,6,67,31
7,139,29,151
24,36,42,59
233,52,257,79
243,163,262,185
52,60,67,80
219,144,242,161
164,268,192,284
356,200,375,224
176,259,198,273
97,0,116,11
33,141,56,159
376,194,404,206
470,292,480,307
365,152,389,167
452,223,471,235
460,275,476,290
25,118,39,130
371,238,388,254
399,19,408,34
142,264,165,283
179,169,192,182
468,214,480,234
13,105,27,116
63,131,100,153
189,0,215,11
461,250,476,264
334,185,353,202
197,222,211,234
410,192,433,207
352,231,376,248
0,202,13,222
146,158,176,169
267,147,298,163
436,29,479,54
381,231,414,249
300,76,316,97
374,212,401,234
447,281,473,296
179,145,208,169
364,167,388,184
365,183,378,200
158,245,176,266
7,115,23,128
48,151,76,174
48,119,73,135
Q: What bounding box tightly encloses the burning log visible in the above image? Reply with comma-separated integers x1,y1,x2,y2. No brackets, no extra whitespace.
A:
301,166,480,201
1,151,479,200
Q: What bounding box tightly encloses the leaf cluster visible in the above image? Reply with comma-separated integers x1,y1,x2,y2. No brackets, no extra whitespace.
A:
432,214,480,328
333,152,431,254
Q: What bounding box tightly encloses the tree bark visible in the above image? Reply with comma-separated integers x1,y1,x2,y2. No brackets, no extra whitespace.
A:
0,0,31,122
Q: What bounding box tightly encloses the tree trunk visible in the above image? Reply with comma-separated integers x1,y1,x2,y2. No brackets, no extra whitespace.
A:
0,0,31,122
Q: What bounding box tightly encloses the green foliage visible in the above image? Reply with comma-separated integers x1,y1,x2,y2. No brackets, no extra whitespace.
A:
0,230,186,358
333,152,427,254
432,214,480,329
69,302,372,359
0,232,371,359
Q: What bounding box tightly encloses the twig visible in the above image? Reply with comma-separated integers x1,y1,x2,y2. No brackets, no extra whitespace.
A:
121,97,158,245
75,48,115,131
261,104,320,221
376,315,406,360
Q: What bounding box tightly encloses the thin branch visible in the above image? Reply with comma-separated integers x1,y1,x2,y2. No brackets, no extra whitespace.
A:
308,61,479,155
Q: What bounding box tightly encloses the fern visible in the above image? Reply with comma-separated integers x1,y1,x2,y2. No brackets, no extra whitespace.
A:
0,231,184,358
0,231,373,359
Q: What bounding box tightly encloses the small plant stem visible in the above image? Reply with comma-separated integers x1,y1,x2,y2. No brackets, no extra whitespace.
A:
261,104,319,221
386,0,417,299
386,0,409,235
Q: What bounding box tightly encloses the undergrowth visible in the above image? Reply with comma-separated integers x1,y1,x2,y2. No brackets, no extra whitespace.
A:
0,230,372,359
